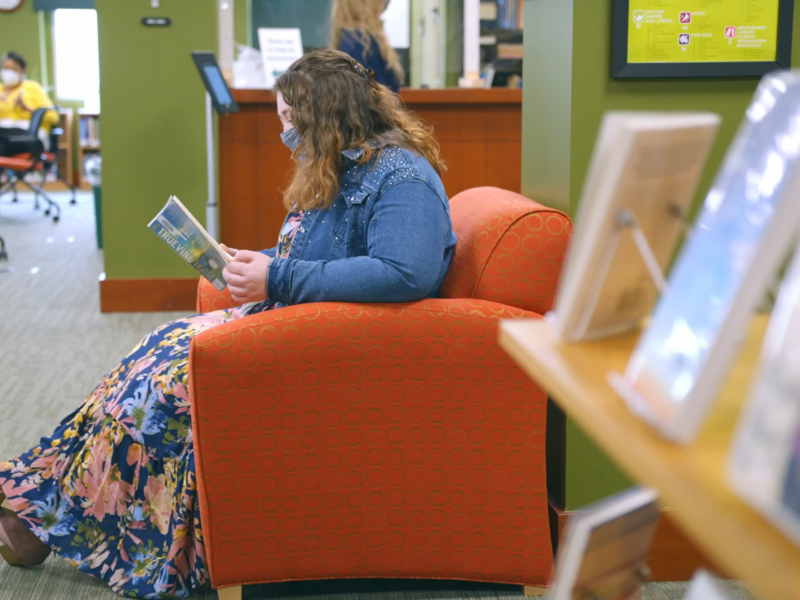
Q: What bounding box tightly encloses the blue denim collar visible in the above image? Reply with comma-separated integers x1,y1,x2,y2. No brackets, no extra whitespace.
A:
341,139,385,161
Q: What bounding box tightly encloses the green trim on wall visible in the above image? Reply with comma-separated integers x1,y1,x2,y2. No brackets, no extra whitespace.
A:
0,5,44,84
522,0,800,510
96,0,216,279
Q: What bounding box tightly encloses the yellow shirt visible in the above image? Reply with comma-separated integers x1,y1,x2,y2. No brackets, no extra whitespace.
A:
0,80,58,131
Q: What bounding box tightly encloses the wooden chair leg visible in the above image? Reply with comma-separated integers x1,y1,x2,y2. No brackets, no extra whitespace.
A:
522,585,548,596
217,585,242,600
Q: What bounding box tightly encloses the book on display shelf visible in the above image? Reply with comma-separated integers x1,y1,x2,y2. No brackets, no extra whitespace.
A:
609,70,800,444
548,486,659,600
728,241,800,548
547,111,720,342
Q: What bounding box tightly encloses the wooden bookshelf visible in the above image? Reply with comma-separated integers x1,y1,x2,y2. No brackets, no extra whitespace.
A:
76,110,100,189
56,108,74,186
498,315,800,600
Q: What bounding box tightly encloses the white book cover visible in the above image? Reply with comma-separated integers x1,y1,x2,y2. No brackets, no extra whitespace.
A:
548,487,659,600
610,70,800,444
728,244,800,548
549,111,719,342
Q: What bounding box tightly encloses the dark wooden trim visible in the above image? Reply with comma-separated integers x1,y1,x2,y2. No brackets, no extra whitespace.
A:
552,504,730,582
231,88,522,105
99,277,198,313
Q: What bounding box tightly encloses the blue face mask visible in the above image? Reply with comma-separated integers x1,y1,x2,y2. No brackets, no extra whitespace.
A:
280,127,302,153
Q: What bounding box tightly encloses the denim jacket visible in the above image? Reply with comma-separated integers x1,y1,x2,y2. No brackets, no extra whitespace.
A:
262,143,456,306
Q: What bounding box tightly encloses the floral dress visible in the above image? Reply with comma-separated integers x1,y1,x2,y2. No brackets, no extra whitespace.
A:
0,211,304,599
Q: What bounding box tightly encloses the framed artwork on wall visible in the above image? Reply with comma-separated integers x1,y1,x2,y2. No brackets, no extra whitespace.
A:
611,0,794,78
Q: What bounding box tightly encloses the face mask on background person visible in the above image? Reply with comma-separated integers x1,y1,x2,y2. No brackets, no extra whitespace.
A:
280,127,302,153
1,69,21,86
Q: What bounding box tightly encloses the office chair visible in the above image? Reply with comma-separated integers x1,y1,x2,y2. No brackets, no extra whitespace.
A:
0,107,61,222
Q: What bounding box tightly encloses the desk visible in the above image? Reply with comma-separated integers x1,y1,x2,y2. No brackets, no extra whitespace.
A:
219,88,521,251
498,316,800,600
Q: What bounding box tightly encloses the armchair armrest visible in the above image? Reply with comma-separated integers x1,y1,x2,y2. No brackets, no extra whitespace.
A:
189,298,552,588
197,277,237,312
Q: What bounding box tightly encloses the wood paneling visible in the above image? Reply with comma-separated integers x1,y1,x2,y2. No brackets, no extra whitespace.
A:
219,89,522,253
554,506,729,582
100,278,198,313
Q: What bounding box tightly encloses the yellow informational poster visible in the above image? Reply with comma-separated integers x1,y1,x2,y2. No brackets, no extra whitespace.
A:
628,0,780,63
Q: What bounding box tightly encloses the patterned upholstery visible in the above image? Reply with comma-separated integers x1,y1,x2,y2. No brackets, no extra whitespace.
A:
197,283,235,313
440,187,571,316
190,187,573,592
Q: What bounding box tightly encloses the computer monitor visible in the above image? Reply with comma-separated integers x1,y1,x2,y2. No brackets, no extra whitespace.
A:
191,51,239,114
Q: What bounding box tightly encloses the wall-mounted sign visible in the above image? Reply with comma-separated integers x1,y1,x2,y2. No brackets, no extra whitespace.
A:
612,0,794,78
142,17,171,27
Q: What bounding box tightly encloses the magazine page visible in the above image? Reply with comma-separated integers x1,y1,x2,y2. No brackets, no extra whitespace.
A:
148,196,231,292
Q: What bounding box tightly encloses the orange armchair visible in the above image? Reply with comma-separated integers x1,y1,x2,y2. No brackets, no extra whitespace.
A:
189,187,572,600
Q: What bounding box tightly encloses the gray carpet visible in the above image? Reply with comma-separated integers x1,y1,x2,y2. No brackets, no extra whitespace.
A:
0,193,758,599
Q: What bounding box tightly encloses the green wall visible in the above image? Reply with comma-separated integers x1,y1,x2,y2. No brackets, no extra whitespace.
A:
0,6,46,85
522,0,800,509
97,0,216,279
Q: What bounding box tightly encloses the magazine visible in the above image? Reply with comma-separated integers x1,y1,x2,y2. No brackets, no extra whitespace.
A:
728,242,800,548
148,196,232,291
548,486,659,600
548,111,719,342
609,71,800,444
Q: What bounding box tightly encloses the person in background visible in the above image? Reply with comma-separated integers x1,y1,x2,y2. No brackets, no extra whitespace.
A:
330,0,404,93
0,51,58,156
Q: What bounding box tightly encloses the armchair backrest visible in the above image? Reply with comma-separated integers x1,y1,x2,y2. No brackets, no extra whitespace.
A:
438,187,572,316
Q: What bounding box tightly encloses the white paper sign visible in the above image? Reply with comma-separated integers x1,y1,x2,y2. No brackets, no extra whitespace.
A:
258,28,304,90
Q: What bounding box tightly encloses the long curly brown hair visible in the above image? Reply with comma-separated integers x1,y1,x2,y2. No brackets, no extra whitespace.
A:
330,0,404,83
274,49,444,211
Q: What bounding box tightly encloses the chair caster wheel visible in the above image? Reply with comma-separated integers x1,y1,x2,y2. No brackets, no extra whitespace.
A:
44,209,51,216
11,197,17,203
0,251,7,261
53,216,60,223
70,198,77,205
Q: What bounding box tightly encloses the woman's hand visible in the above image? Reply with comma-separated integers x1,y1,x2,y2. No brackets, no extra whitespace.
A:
14,93,32,114
223,249,272,304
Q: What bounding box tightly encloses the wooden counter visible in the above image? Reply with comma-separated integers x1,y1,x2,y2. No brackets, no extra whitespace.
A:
218,88,522,251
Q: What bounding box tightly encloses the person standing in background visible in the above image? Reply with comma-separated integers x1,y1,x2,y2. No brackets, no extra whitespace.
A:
330,0,405,93
0,51,58,156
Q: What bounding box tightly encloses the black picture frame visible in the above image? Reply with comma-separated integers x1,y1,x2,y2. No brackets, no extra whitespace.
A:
611,0,794,79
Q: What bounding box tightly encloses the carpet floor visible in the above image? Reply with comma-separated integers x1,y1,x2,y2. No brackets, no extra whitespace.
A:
0,193,758,599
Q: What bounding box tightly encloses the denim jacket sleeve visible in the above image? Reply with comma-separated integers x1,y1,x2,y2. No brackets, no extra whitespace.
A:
259,246,277,258
267,180,448,304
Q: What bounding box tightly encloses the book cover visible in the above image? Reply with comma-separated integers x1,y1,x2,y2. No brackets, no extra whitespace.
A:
611,70,800,444
549,487,659,600
728,242,800,547
549,111,719,342
148,196,231,292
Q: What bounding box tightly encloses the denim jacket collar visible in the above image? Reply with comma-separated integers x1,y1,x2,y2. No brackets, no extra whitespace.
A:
341,139,385,161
